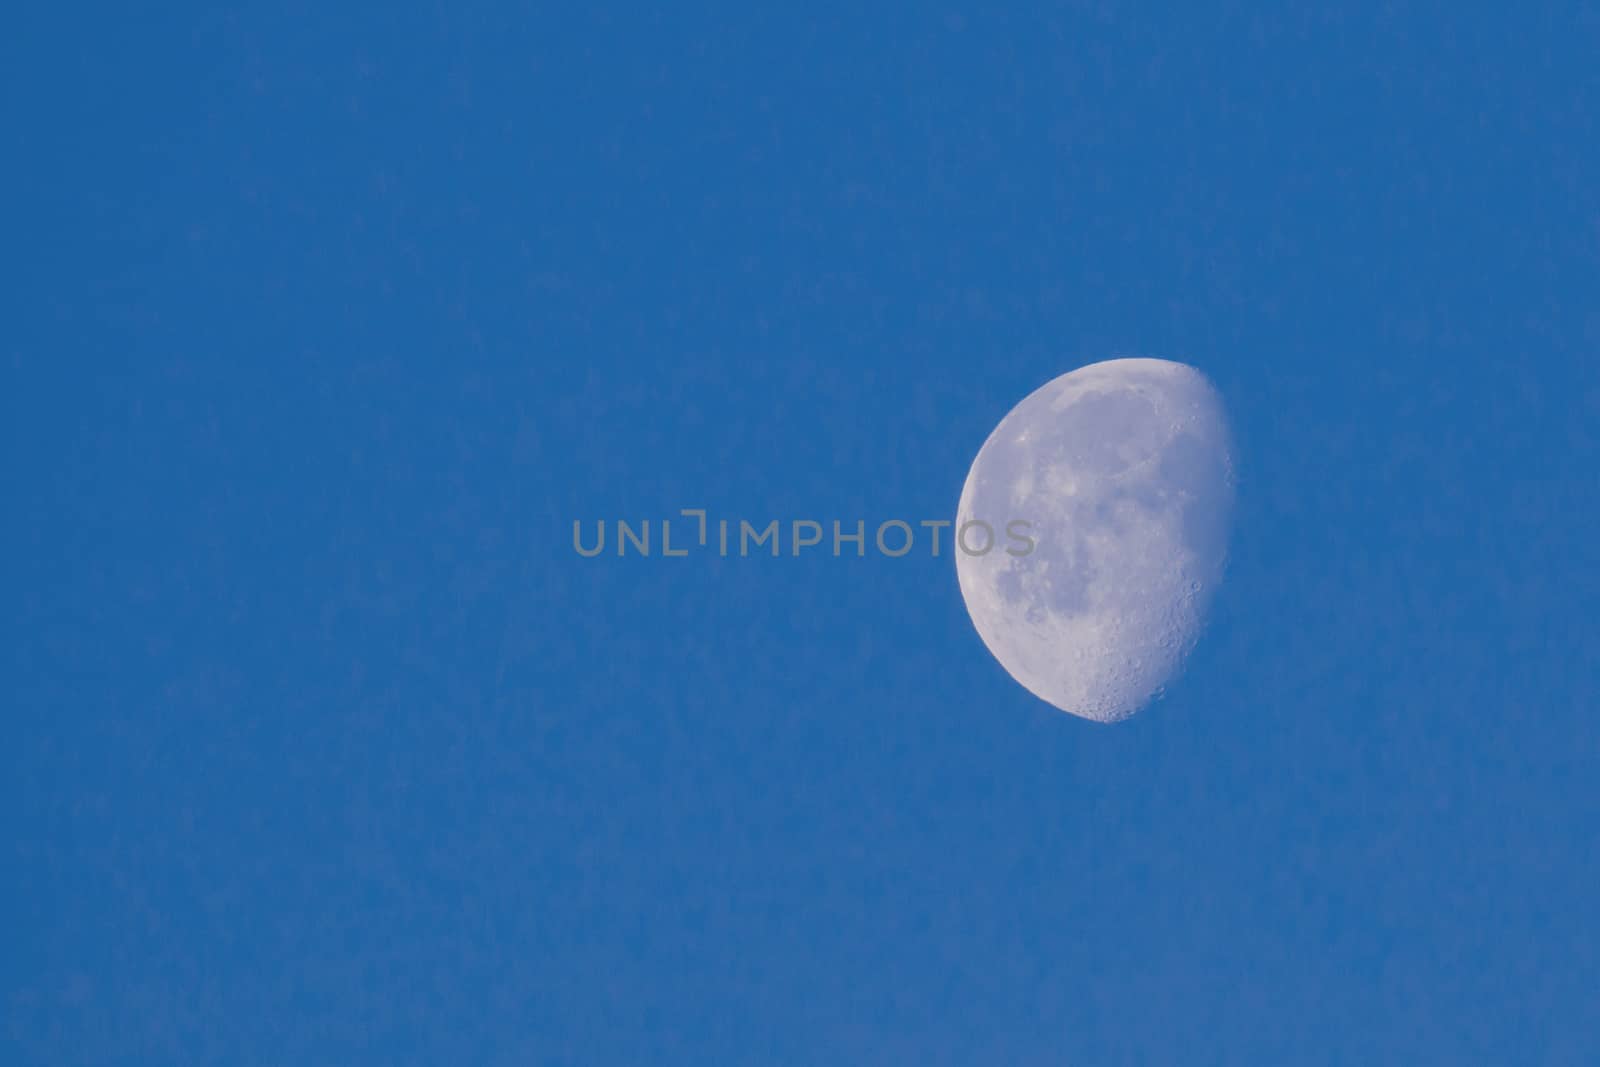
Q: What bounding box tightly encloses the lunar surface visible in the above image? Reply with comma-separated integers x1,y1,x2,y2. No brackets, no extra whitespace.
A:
955,358,1235,722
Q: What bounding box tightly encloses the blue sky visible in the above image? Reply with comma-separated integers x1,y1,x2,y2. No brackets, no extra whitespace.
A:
7,3,1599,1064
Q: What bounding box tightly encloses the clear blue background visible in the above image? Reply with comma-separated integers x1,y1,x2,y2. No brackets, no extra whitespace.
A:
7,3,1598,1063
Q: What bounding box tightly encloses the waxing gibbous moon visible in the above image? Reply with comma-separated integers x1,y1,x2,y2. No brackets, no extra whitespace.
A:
955,358,1235,722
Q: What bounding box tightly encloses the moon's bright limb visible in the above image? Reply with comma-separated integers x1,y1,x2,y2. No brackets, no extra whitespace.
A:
955,358,1235,722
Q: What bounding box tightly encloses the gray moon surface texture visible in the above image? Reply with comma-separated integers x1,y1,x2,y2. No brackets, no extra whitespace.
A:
955,358,1236,722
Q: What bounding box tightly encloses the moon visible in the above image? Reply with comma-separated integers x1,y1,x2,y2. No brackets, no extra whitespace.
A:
955,358,1235,722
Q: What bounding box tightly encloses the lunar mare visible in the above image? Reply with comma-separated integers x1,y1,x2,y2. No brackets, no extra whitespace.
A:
955,358,1235,722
